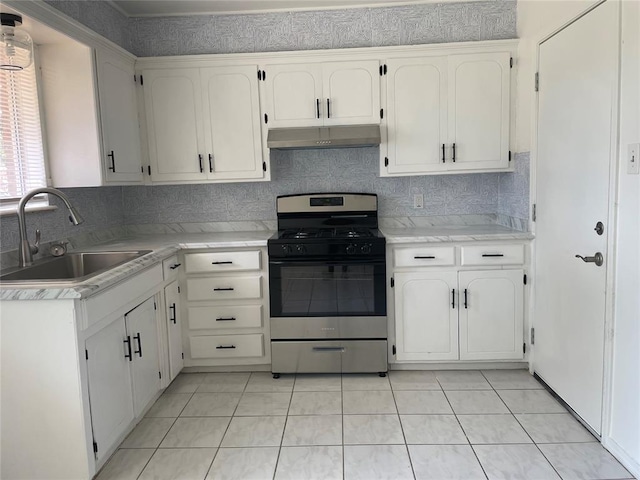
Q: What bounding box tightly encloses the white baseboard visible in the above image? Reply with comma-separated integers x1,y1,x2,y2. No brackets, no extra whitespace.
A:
390,362,529,371
602,437,640,479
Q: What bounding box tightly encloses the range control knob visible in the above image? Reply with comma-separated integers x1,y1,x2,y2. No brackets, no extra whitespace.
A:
281,245,292,255
295,244,307,255
360,244,372,254
346,244,357,255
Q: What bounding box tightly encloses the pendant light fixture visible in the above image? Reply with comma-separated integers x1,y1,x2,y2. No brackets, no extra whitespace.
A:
1,13,34,71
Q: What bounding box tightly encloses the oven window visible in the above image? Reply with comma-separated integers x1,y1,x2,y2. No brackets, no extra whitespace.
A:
270,263,386,317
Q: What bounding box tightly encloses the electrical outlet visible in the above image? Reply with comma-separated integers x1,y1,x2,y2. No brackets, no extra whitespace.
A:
413,194,424,209
628,143,639,175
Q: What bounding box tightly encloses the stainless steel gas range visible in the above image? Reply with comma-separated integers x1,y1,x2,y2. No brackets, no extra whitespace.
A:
268,193,387,377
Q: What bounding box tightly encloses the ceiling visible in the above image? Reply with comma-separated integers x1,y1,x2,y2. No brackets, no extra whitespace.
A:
109,0,467,17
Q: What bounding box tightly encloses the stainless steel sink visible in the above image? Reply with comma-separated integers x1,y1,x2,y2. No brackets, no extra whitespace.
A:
0,250,152,284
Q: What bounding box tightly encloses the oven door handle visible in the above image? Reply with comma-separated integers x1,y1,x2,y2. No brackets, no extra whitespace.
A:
312,346,345,352
269,258,385,266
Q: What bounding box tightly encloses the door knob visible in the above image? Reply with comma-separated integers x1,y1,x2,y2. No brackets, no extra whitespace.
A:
575,252,604,266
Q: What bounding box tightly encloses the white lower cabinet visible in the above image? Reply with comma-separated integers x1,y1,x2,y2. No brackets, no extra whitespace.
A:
392,243,527,363
394,271,458,361
165,280,184,381
183,248,270,366
458,269,524,360
85,317,135,463
86,296,161,462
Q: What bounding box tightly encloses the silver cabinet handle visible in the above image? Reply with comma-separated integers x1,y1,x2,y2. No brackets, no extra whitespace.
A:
575,252,604,266
312,346,344,352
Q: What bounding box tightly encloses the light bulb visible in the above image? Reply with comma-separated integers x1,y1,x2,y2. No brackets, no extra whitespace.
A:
1,13,33,71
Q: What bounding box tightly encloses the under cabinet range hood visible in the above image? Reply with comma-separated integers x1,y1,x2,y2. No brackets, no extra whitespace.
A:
267,124,381,150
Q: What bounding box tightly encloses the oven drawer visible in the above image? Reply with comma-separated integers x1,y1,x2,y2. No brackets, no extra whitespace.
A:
270,316,387,340
188,305,263,330
271,340,387,374
460,245,525,266
187,276,262,301
184,251,261,274
394,246,456,268
190,334,264,358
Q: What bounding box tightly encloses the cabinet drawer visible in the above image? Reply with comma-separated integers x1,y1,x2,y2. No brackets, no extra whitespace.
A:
186,276,262,301
162,254,182,281
460,245,524,266
190,334,264,358
394,246,456,267
184,251,261,273
188,305,263,330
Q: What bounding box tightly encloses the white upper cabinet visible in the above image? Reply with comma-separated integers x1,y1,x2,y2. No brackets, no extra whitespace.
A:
385,57,448,174
141,65,267,183
322,61,380,125
263,60,380,128
142,68,206,182
382,50,512,176
201,66,265,180
264,64,323,128
447,52,511,170
95,49,144,183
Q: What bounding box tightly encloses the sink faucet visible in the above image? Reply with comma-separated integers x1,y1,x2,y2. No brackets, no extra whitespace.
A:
17,187,84,267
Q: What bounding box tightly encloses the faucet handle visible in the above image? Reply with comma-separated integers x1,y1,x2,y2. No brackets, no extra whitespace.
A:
30,229,41,255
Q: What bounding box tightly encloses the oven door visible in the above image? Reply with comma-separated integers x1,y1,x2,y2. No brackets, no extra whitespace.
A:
269,257,387,339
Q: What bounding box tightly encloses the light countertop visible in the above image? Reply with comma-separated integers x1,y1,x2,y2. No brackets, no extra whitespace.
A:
0,225,532,301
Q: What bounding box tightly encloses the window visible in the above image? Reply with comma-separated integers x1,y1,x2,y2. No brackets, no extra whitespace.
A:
0,61,47,202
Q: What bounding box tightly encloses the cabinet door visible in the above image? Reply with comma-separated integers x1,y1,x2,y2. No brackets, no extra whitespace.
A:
95,49,143,183
142,68,206,182
85,317,134,461
126,297,161,416
263,63,323,128
385,57,448,174
448,52,511,170
322,60,380,126
458,269,524,360
394,271,458,361
165,281,183,381
201,66,265,181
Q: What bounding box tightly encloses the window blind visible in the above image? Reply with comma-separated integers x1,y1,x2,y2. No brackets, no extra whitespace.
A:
0,63,47,200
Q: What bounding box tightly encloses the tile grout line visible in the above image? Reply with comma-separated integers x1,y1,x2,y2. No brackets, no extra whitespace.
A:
341,374,345,480
390,378,418,480
480,370,564,479
272,373,294,480
439,374,490,480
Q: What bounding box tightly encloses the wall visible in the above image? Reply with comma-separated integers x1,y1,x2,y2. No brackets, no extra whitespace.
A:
0,187,123,256
609,0,640,475
121,149,529,225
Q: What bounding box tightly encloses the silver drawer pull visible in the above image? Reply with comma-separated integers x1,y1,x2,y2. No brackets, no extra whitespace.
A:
212,261,233,265
216,317,236,321
216,345,236,349
312,347,345,352
414,255,436,259
214,287,234,291
482,253,504,257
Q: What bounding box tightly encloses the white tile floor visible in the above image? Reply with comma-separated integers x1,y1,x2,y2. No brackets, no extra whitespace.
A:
96,370,635,480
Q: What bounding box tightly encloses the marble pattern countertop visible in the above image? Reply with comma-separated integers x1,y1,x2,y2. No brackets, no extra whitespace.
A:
381,224,534,244
0,225,532,301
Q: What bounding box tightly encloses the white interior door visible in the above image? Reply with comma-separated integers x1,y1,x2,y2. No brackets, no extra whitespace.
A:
533,1,618,435
385,57,448,174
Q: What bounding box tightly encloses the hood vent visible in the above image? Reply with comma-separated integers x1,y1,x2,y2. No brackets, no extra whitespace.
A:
267,124,381,150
